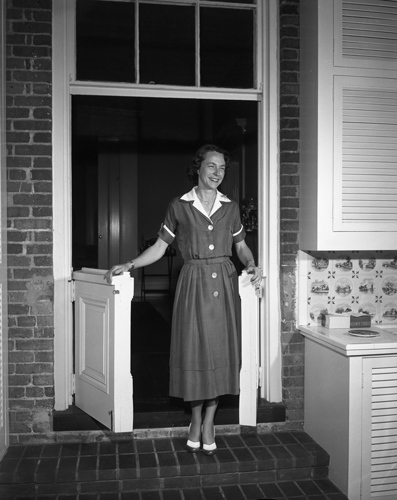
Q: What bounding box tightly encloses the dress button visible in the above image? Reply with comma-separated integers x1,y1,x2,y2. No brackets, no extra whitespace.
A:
213,291,219,297
208,225,213,231
209,244,214,250
212,272,217,279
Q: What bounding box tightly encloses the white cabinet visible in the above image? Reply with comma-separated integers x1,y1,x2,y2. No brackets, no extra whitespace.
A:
362,356,397,500
299,0,397,251
300,325,397,500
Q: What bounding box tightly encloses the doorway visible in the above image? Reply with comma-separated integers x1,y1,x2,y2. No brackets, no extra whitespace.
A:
63,95,258,429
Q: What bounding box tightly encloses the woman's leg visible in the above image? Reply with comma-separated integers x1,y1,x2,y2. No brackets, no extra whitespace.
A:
189,400,204,442
202,397,219,445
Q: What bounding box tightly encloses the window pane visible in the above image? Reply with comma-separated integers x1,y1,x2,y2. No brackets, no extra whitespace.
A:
76,0,136,83
140,3,195,86
200,7,254,89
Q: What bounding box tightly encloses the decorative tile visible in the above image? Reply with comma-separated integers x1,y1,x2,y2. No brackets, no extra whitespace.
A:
299,251,397,327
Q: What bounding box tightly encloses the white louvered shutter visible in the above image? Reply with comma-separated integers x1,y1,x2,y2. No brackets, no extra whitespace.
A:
333,76,397,232
362,357,397,500
335,0,397,70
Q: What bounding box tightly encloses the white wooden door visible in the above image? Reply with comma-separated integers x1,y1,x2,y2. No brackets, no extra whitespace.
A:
239,271,260,426
0,0,8,460
73,268,134,432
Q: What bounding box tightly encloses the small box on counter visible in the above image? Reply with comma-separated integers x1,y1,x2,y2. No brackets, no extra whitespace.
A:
321,314,351,329
350,314,371,328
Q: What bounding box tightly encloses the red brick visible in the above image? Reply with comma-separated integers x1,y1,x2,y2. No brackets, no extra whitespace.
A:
15,363,52,374
12,21,51,35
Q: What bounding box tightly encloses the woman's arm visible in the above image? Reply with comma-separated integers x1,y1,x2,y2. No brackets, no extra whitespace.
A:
234,239,262,288
104,237,169,283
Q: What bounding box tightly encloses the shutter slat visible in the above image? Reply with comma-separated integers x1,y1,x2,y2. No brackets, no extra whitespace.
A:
374,410,397,417
344,30,397,41
343,194,397,201
372,443,397,452
343,172,397,185
344,136,397,144
373,401,397,409
343,203,397,210
343,168,397,176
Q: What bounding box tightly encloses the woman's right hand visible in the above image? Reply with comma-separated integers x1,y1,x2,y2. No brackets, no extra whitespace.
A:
104,262,132,284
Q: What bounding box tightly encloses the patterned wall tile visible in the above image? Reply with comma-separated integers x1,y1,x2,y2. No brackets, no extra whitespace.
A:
298,251,397,327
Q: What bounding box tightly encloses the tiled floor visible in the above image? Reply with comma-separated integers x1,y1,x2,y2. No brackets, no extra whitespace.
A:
0,431,348,499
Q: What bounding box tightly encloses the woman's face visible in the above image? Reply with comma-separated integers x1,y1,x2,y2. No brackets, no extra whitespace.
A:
197,151,226,190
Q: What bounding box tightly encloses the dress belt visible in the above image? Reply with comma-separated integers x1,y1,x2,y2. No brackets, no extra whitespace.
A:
185,257,230,265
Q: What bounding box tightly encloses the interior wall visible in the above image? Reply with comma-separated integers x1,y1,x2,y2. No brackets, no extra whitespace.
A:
137,150,191,282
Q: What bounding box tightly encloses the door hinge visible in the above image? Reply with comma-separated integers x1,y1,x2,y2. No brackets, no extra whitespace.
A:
258,365,263,387
70,279,75,302
71,373,76,395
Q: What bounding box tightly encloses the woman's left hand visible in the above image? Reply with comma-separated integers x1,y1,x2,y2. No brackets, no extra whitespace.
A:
246,263,262,290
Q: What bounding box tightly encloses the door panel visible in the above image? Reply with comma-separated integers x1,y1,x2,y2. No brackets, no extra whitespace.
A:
98,140,138,270
73,268,134,431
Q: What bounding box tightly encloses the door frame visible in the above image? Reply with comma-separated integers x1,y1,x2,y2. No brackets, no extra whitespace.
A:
0,0,9,458
52,0,281,413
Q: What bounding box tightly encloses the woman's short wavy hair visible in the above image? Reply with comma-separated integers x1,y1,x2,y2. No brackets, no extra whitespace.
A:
187,144,231,185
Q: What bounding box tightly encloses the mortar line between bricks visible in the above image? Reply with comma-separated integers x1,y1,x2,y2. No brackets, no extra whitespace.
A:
115,443,120,480
96,449,100,481
12,453,23,483
135,447,141,479
224,444,241,467
174,451,182,478
154,446,161,478
54,455,61,483
75,449,81,483
34,454,41,483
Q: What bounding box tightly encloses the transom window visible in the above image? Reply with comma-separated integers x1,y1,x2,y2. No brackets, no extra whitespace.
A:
76,0,257,89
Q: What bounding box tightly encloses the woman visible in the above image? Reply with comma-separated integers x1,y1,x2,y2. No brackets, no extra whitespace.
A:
105,144,261,455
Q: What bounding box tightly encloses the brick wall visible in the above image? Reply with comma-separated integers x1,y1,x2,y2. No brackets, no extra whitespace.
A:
4,0,304,442
279,0,304,428
6,0,54,444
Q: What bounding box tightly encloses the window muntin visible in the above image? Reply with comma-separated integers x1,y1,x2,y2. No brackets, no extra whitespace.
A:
75,0,257,89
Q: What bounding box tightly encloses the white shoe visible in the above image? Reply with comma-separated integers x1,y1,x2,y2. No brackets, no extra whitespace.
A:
202,425,216,455
186,424,201,453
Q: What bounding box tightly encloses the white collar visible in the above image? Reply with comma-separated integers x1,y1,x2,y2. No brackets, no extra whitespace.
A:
180,187,231,220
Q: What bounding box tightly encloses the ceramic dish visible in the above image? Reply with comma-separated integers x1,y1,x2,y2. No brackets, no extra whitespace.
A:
348,329,380,338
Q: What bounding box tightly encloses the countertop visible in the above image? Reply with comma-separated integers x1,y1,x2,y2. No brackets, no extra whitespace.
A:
298,324,397,356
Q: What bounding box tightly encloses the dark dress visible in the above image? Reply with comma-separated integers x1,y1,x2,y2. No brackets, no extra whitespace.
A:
158,187,246,401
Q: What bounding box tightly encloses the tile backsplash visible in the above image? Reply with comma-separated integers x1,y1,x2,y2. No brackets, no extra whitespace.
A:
298,251,397,327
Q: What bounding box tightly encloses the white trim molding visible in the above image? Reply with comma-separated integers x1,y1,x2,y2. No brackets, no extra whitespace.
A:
53,0,74,410
260,0,282,402
52,0,282,411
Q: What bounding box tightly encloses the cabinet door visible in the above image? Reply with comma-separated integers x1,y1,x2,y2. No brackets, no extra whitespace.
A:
333,76,397,233
362,356,397,500
334,0,397,71
300,0,397,251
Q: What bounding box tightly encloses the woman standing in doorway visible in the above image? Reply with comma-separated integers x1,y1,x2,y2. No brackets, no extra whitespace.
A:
105,144,261,455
